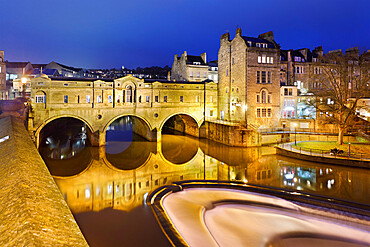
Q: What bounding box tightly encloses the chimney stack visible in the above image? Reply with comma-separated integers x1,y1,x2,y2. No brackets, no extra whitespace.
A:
201,53,207,63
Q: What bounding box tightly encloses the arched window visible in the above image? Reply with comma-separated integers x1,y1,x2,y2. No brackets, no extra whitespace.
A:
126,85,132,103
261,90,267,103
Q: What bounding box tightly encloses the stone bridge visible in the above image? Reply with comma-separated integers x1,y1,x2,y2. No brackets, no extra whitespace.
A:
28,75,218,147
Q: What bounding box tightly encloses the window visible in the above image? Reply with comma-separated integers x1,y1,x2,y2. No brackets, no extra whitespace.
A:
267,57,270,64
180,96,183,102
257,71,260,83
261,90,267,103
126,85,133,102
257,94,260,103
258,56,262,63
226,67,229,76
190,71,193,77
262,71,266,83
210,110,213,117
210,96,213,103
226,88,228,93
270,57,273,64
203,72,207,78
268,71,271,83
257,108,261,118
262,56,266,63
196,95,199,103
256,43,261,48
108,95,112,103
289,89,292,95
155,96,159,102
35,95,45,103
262,108,267,117
146,96,150,102
164,96,167,102
64,95,68,103
268,108,272,117
268,95,271,103
97,95,102,103
284,88,288,96
232,58,235,64
197,72,200,78
138,95,141,103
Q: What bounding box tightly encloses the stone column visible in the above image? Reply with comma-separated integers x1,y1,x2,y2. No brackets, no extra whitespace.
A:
88,130,106,146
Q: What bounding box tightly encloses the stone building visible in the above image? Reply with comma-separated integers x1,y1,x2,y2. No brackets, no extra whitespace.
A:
217,28,280,128
0,51,6,99
170,51,209,82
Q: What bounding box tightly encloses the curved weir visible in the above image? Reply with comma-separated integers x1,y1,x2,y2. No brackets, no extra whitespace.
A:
148,182,370,247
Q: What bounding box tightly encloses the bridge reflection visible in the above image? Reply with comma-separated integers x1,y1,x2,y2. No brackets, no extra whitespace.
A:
44,135,370,214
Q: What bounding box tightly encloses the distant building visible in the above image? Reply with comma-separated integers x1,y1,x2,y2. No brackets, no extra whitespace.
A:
45,61,84,78
0,51,6,99
207,60,218,83
171,51,209,82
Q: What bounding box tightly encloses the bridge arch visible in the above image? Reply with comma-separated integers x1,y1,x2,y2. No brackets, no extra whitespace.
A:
104,114,155,141
35,114,94,149
160,112,201,137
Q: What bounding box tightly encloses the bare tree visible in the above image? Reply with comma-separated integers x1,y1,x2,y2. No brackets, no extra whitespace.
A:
310,49,370,145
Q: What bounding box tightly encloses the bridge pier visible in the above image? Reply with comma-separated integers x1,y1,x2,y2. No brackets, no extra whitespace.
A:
88,130,106,147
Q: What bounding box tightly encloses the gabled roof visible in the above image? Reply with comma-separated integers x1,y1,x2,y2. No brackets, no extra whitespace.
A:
186,55,206,65
5,61,30,68
47,61,83,72
242,36,277,48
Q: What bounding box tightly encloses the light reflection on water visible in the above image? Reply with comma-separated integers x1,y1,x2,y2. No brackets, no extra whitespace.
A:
40,123,370,247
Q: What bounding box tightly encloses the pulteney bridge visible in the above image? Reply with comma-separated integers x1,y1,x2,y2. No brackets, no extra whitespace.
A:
28,75,218,147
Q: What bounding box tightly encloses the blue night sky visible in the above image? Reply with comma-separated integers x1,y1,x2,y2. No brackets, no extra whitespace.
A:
1,0,369,69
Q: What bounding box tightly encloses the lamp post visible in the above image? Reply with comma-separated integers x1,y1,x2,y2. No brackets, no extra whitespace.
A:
349,143,351,157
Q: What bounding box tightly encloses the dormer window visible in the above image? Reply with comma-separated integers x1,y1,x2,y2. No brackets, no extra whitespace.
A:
262,43,268,48
256,43,261,48
294,56,302,62
193,62,201,65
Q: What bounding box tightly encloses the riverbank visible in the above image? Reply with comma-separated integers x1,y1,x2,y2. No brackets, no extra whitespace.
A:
276,142,370,169
0,116,87,246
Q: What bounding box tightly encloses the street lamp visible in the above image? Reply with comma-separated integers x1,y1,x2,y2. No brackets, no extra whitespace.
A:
349,143,351,157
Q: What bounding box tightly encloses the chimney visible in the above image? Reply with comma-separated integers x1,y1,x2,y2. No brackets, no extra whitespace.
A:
183,51,187,58
201,53,207,63
258,31,274,42
221,32,230,42
167,71,171,80
174,54,178,60
313,46,323,57
236,28,242,37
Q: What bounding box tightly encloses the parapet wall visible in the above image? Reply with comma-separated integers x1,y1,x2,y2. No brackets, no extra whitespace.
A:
0,116,88,246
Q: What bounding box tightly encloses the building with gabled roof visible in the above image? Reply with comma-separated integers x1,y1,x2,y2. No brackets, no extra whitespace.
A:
170,51,209,82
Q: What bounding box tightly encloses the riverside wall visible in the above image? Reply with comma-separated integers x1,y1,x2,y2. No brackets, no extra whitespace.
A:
0,116,88,246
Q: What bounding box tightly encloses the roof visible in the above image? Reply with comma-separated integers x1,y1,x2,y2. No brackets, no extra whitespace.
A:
143,79,207,84
32,64,48,69
48,76,114,82
32,68,59,76
242,36,277,48
186,55,206,65
47,61,83,72
5,61,30,68
208,60,218,67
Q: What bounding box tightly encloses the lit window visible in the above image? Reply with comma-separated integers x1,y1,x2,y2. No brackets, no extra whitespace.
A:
97,95,102,103
146,96,150,102
258,56,262,63
270,57,273,64
35,95,45,103
86,95,91,103
63,95,68,103
210,96,213,102
262,56,266,63
196,95,199,102
262,108,267,117
267,57,270,63
108,95,112,103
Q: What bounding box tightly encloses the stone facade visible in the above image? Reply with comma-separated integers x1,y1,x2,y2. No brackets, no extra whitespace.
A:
171,51,210,82
218,28,280,128
29,74,218,146
0,51,6,99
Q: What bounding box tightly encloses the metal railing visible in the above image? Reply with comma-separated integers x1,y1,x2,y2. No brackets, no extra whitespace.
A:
279,142,370,161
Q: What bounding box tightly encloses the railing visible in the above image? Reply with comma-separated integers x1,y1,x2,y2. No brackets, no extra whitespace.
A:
259,127,339,134
279,142,370,161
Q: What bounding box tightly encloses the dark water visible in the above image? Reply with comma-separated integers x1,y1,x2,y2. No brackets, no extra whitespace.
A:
40,119,370,247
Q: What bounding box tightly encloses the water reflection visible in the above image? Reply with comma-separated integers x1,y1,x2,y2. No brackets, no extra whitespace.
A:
41,135,370,215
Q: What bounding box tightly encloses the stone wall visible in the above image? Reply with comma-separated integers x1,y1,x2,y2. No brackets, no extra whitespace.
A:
0,116,88,246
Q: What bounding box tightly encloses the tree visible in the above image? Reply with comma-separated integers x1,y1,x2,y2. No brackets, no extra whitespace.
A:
310,49,370,145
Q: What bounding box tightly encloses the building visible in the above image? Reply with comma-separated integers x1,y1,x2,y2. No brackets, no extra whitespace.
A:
207,60,218,83
171,51,209,82
218,28,280,128
45,61,84,78
0,51,6,99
